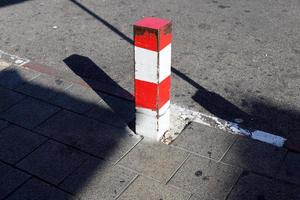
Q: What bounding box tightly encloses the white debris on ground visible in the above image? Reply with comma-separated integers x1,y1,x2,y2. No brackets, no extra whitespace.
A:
0,50,30,66
162,104,286,147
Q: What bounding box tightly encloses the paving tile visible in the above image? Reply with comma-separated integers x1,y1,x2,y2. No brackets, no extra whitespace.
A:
227,173,300,200
0,125,47,164
278,152,300,185
0,66,40,89
0,87,25,113
168,154,242,200
0,161,30,199
99,94,135,123
173,122,236,160
16,74,72,101
50,84,101,113
221,137,286,176
119,138,189,182
17,140,88,184
188,194,201,200
0,119,9,130
35,110,141,162
85,100,128,128
7,178,76,200
118,175,190,200
0,97,60,129
60,158,136,200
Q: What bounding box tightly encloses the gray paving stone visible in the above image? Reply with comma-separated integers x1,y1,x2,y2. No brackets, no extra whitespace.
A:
50,84,101,113
0,66,40,89
60,158,137,200
0,125,47,164
227,173,300,200
278,152,300,185
0,120,9,130
188,194,201,200
16,74,72,101
118,176,190,200
173,122,236,160
0,97,60,129
35,110,141,162
119,138,189,183
0,161,30,199
222,137,286,176
0,87,25,113
98,94,135,123
85,100,128,128
169,154,242,200
17,140,88,184
7,178,76,200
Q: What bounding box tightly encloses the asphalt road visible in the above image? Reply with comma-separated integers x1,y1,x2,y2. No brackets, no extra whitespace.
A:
0,0,299,139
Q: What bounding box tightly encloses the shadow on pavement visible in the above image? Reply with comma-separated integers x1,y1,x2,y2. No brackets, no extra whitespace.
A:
63,54,135,128
0,0,29,7
69,0,133,45
67,0,300,141
172,67,300,140
0,0,298,199
0,66,138,199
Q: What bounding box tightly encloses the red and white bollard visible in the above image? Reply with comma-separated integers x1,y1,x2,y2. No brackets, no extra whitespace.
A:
134,17,172,141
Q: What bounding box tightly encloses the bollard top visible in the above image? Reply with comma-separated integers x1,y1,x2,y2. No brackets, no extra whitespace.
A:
134,17,171,30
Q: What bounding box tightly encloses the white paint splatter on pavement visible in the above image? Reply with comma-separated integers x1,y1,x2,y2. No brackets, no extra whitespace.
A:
169,104,286,147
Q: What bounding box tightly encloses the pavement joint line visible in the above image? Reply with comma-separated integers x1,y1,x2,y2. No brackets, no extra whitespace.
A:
2,83,134,134
0,159,75,197
116,163,194,197
224,169,245,200
216,160,287,182
116,164,165,184
164,182,193,199
113,136,144,166
31,107,63,131
169,144,221,163
0,87,28,113
0,111,136,163
1,175,32,200
115,174,139,200
57,156,91,187
13,138,50,166
218,137,239,162
165,153,191,184
0,119,107,162
116,164,141,176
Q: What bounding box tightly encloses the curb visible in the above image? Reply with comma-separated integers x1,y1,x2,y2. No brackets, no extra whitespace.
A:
22,61,133,101
1,49,299,152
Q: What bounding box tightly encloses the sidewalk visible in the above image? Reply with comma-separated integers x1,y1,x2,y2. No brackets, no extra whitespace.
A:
0,53,299,200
